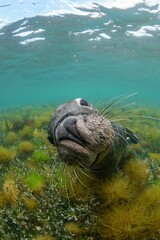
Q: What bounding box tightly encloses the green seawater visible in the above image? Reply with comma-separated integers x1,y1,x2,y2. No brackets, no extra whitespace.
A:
0,2,160,240
0,3,160,109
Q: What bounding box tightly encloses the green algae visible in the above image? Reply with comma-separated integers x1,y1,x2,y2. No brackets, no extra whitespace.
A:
33,150,50,163
0,105,160,239
25,171,44,192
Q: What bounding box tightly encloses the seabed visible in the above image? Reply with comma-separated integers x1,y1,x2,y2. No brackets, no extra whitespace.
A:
0,105,160,240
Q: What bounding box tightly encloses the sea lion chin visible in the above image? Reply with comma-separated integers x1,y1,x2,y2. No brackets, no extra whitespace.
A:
47,98,139,177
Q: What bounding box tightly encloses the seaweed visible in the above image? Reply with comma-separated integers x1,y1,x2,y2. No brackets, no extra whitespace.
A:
5,131,17,145
0,146,16,164
0,105,159,240
18,141,34,156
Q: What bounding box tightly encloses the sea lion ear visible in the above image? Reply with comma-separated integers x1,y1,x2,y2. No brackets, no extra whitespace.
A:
47,136,55,145
125,128,139,144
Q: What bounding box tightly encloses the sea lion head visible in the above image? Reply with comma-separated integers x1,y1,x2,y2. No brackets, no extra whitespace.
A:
48,98,138,176
47,98,115,167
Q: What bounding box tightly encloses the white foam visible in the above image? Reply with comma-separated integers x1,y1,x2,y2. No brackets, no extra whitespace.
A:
90,12,105,18
67,0,158,10
143,25,160,31
41,1,106,18
73,29,100,36
88,0,160,10
99,0,143,9
99,33,111,39
113,25,122,29
34,29,45,34
138,7,159,13
13,31,34,37
42,1,160,15
126,28,152,37
145,0,160,7
42,7,105,18
126,25,160,37
21,20,28,26
104,20,113,26
111,29,117,32
12,27,27,34
13,29,45,37
89,36,101,41
19,37,45,45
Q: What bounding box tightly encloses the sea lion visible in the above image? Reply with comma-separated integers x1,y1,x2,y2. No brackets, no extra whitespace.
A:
47,98,138,178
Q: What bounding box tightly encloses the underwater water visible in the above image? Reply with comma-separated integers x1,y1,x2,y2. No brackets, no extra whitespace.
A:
0,0,160,109
0,1,160,240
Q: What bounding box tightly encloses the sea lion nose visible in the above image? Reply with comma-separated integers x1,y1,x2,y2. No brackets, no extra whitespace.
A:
56,116,84,145
64,117,77,133
64,117,83,142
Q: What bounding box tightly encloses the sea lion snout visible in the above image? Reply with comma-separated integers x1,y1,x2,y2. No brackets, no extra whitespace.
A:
47,98,115,167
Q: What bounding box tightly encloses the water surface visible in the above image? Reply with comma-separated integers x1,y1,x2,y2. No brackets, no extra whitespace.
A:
0,0,160,109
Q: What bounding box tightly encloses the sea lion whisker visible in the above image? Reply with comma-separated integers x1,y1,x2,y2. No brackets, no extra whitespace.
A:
76,164,101,182
67,166,79,200
107,93,136,105
110,136,116,154
105,103,136,118
73,167,90,189
117,102,136,109
112,115,160,123
113,130,130,146
110,118,133,123
76,159,90,171
64,164,72,203
100,94,131,114
106,107,149,121
104,106,152,124
95,99,108,113
59,162,66,197
78,161,99,174
76,158,104,174
129,115,160,122
100,93,138,116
